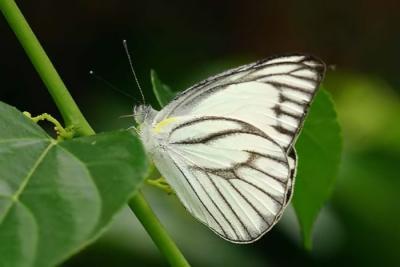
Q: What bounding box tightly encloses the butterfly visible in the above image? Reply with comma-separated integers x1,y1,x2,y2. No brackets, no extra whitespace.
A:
134,54,326,243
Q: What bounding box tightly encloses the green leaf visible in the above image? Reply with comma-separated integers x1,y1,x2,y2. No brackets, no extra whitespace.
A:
292,89,342,249
0,101,149,267
151,69,176,108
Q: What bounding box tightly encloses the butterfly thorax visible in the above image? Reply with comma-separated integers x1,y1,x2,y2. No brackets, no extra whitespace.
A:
134,104,178,155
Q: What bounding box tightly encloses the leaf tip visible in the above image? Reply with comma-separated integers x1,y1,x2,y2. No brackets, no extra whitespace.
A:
303,234,313,251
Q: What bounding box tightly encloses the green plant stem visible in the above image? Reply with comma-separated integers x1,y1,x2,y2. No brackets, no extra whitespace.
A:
129,193,190,267
0,1,190,266
0,0,92,136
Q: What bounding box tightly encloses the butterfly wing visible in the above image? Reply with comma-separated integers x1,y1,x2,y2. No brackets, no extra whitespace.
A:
147,54,325,243
155,54,325,151
149,116,291,242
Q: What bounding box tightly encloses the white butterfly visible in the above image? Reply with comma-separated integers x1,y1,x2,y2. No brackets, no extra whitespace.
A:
134,54,325,243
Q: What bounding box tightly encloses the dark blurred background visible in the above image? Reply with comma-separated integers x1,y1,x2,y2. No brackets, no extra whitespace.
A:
1,1,400,266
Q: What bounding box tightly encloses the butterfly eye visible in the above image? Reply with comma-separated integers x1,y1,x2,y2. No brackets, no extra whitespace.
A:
133,105,144,124
133,105,139,115
134,105,157,125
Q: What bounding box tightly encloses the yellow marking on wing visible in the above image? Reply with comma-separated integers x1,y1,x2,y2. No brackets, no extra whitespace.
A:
153,117,178,133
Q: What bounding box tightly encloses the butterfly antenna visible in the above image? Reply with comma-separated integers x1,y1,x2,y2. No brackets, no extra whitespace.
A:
89,70,136,100
123,39,146,105
119,114,135,119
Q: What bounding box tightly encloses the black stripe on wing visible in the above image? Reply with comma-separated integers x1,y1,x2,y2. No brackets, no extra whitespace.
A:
284,147,297,207
171,151,253,240
228,180,272,226
170,116,266,136
203,171,252,239
169,116,273,145
190,169,240,238
170,158,231,238
196,150,287,205
172,55,324,101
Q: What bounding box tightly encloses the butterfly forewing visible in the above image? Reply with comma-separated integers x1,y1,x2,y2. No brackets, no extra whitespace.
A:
155,54,325,151
142,54,325,243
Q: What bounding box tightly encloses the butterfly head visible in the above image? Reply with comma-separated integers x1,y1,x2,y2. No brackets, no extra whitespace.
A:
133,104,165,154
133,105,157,125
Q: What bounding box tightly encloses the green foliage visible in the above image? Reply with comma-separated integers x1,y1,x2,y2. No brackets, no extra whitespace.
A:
292,89,342,249
0,101,149,267
334,150,400,264
151,71,342,249
151,70,176,108
326,72,400,151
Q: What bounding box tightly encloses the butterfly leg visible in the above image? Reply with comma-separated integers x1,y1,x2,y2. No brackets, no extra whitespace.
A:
146,176,175,195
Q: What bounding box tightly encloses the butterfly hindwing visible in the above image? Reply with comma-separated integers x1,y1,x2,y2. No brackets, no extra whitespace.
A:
149,116,291,242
